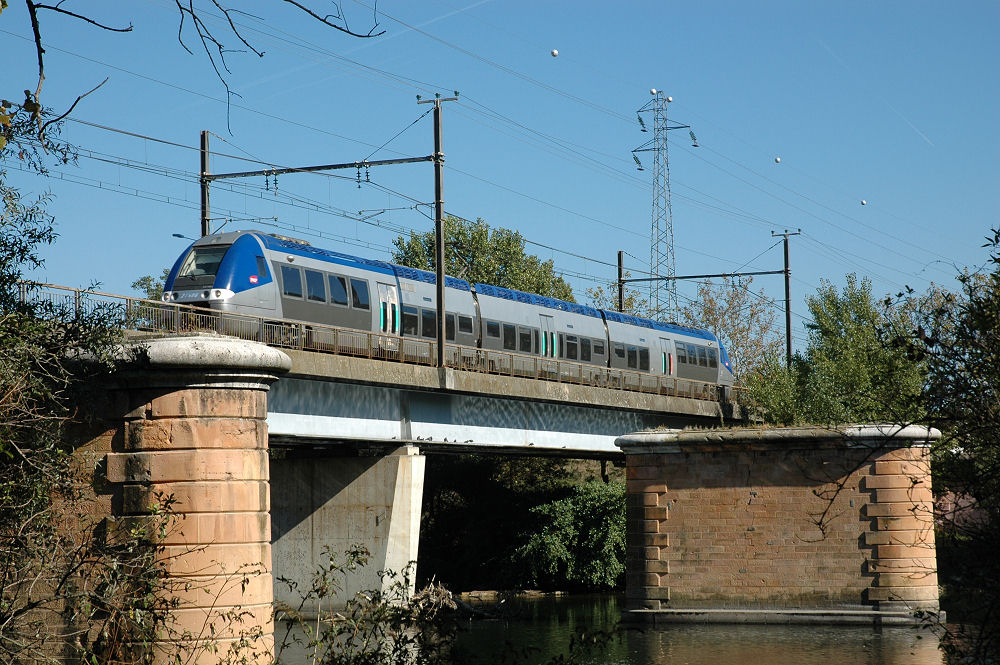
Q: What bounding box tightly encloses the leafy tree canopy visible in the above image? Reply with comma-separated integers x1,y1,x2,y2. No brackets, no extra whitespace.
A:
131,268,171,301
510,480,626,590
748,273,924,425
392,215,575,302
678,277,782,381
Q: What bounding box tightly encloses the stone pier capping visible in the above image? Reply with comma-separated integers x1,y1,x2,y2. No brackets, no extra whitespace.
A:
102,334,290,665
616,424,941,626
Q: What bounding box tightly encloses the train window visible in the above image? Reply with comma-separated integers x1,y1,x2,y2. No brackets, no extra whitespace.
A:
486,321,500,338
503,324,517,351
639,347,650,371
255,256,269,278
519,328,532,353
581,338,591,362
627,346,638,369
593,342,605,356
676,343,688,364
421,309,436,338
305,270,326,302
402,306,419,336
614,343,625,359
329,275,348,306
178,245,229,278
697,346,708,367
551,332,558,358
446,314,456,341
565,335,578,360
458,315,473,334
708,348,718,368
350,279,370,310
281,266,303,298
533,330,540,354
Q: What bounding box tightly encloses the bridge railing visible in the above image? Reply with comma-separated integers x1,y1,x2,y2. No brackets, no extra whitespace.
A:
22,283,734,403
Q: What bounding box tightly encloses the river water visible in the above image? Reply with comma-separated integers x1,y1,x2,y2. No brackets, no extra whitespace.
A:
454,594,944,665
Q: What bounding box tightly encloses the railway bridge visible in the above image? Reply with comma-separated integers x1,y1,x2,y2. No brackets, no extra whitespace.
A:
50,287,940,662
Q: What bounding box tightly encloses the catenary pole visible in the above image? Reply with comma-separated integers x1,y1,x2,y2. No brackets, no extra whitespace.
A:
417,94,459,368
200,131,211,237
772,229,801,367
617,250,625,312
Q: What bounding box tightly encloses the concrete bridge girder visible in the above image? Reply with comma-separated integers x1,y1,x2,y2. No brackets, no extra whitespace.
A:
266,350,733,456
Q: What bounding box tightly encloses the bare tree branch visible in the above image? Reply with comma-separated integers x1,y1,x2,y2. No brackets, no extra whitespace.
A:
33,3,133,33
280,0,385,37
39,77,107,139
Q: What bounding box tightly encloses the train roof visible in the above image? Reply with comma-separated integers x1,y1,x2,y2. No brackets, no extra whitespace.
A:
256,232,472,290
602,310,717,341
244,230,716,340
474,283,603,319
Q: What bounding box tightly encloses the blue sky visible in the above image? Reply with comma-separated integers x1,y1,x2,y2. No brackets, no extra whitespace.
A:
3,1,998,351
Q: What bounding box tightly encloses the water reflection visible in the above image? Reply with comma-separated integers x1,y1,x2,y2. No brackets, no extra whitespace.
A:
456,594,943,665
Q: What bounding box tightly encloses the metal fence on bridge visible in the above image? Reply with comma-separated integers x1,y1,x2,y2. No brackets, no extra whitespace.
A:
25,283,735,403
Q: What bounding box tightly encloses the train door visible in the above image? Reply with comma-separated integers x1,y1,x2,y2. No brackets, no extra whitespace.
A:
658,337,673,376
376,283,400,335
539,314,556,358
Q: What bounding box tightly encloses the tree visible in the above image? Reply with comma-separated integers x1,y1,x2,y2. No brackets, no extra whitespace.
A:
0,163,179,663
585,272,652,318
6,1,383,139
417,454,576,591
896,230,1000,662
131,268,171,301
510,481,626,590
748,274,924,425
678,277,782,381
392,216,575,301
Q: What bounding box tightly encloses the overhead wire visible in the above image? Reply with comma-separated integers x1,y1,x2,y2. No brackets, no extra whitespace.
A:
9,5,951,298
10,7,937,337
14,29,913,299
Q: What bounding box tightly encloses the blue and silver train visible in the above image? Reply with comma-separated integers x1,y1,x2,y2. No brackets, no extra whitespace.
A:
163,230,735,397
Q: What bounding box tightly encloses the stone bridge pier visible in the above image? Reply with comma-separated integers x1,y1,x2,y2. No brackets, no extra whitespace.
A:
617,425,941,625
92,334,426,663
103,335,290,663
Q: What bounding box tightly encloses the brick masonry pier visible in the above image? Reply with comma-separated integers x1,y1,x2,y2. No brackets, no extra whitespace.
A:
104,335,290,663
617,425,940,625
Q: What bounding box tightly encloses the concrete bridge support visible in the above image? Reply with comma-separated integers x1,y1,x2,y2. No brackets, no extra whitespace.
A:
104,335,290,663
618,425,940,625
270,446,425,610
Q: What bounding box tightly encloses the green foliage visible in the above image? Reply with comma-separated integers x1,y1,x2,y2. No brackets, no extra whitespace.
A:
0,99,75,173
392,216,575,301
749,274,924,425
418,455,576,591
0,167,175,664
511,481,626,590
895,229,1000,660
798,274,923,423
276,545,458,665
131,268,170,301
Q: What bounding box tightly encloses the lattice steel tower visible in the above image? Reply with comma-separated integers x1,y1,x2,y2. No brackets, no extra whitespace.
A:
633,90,689,320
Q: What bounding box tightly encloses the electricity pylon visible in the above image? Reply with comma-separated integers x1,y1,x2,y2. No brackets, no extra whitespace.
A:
633,90,690,320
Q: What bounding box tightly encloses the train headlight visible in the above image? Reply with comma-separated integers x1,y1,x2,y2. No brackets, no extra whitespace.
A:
205,288,234,301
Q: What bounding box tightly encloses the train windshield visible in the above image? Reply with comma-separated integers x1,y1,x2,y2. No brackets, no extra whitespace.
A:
172,244,232,289
177,245,230,279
